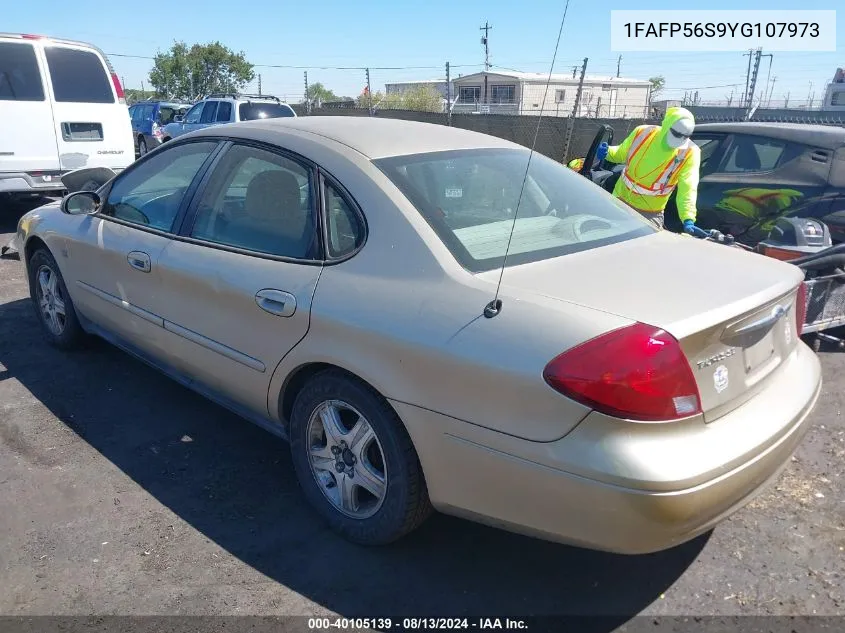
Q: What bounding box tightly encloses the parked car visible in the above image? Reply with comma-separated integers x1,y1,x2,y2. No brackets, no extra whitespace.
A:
586,122,845,247
160,93,296,142
15,117,821,553
128,100,190,156
0,32,134,202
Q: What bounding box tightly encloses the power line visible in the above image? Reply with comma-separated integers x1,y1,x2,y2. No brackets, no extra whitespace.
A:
105,52,483,71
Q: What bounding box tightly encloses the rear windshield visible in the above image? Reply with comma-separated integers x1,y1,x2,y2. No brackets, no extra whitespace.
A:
0,42,45,101
44,46,114,104
374,148,655,273
238,102,295,120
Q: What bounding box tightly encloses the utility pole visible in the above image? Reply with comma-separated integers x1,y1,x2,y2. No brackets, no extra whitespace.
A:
616,55,622,78
767,76,777,108
365,68,373,116
480,22,492,70
480,22,492,106
760,53,773,106
572,66,577,79
258,74,262,96
746,47,762,109
743,49,753,107
784,91,790,108
807,81,814,109
445,61,452,125
562,58,588,161
141,79,145,95
304,71,310,114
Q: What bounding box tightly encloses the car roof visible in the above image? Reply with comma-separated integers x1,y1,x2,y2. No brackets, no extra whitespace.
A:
695,122,845,150
189,116,524,159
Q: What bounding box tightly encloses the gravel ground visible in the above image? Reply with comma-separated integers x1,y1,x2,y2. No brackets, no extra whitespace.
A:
0,199,843,628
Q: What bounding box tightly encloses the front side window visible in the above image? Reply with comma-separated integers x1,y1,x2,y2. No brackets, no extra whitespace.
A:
375,149,654,273
189,144,316,259
44,46,114,104
102,141,217,231
184,103,203,124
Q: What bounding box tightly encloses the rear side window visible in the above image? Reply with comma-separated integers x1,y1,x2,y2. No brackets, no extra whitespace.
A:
238,102,295,120
200,101,219,123
0,42,45,101
44,46,114,103
375,148,654,273
721,135,802,173
216,101,233,122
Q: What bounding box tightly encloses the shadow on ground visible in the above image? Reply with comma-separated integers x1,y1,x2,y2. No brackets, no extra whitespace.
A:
0,266,707,631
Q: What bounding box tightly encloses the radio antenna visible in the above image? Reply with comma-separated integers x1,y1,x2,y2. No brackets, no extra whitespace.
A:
483,0,572,318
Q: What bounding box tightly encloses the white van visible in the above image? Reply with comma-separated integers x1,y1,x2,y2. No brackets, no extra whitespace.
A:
0,33,134,200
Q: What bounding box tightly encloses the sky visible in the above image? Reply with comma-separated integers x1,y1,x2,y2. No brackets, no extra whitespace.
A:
4,0,843,108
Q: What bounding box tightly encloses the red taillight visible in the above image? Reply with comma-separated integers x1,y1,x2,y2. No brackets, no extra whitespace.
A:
111,73,125,102
543,323,702,422
796,282,808,336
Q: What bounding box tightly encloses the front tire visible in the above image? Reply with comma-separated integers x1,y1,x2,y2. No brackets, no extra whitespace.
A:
289,369,432,545
138,136,148,156
28,248,86,350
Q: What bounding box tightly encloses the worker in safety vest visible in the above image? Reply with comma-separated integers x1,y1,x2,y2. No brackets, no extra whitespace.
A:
585,107,701,232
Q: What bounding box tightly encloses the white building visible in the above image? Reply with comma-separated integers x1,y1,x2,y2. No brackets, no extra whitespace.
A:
821,68,845,111
450,70,652,118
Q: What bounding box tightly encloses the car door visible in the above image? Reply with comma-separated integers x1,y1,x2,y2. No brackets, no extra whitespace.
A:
0,39,60,176
151,141,323,419
40,42,134,171
670,132,832,244
663,132,730,233
61,139,221,356
172,102,203,137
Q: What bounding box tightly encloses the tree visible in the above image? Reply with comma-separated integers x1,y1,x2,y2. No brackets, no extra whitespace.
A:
124,89,156,105
649,76,666,101
304,82,340,106
400,85,444,112
149,41,254,100
355,85,444,112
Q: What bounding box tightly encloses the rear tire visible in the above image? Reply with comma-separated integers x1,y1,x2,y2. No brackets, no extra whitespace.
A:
289,369,433,545
28,248,86,350
138,136,148,156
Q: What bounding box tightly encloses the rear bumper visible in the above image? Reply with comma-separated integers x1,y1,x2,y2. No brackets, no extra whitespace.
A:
393,343,822,554
0,172,67,194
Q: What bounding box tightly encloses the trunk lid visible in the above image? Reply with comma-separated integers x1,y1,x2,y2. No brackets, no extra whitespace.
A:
483,231,805,421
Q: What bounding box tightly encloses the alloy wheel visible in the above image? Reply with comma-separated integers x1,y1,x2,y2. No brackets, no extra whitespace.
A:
306,399,388,519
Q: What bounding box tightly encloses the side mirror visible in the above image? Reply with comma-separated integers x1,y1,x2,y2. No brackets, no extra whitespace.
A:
61,191,101,216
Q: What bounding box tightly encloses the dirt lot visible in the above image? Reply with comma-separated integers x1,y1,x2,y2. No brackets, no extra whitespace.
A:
0,199,843,628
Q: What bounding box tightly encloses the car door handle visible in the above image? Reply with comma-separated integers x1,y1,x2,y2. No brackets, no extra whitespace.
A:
127,251,151,273
255,289,296,318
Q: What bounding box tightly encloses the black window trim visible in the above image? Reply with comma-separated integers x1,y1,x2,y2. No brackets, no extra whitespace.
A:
173,137,327,266
94,138,226,237
317,168,369,264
